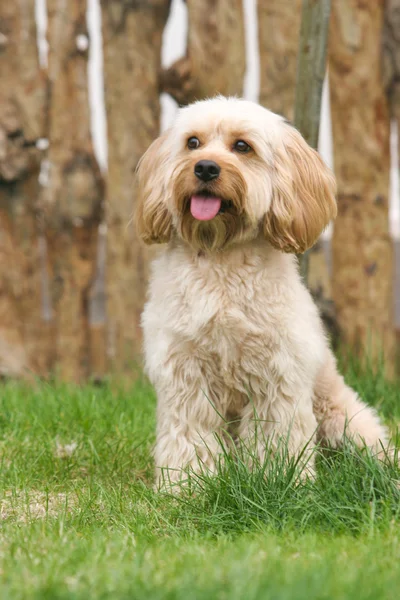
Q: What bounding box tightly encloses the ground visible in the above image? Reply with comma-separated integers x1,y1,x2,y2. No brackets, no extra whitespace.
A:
0,359,399,599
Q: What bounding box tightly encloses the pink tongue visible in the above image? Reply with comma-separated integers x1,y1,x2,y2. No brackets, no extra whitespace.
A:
190,195,222,221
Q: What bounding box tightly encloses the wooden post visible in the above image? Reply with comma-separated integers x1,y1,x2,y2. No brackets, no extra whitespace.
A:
294,0,332,283
258,0,302,121
161,0,245,105
294,0,331,149
383,0,400,349
42,0,104,381
101,0,170,374
0,1,47,377
330,0,395,372
383,0,400,184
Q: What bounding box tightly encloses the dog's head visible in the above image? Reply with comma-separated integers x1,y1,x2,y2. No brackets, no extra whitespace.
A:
136,97,337,253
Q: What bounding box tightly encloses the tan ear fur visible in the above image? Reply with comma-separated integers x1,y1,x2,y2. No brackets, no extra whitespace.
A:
135,131,173,244
264,126,337,253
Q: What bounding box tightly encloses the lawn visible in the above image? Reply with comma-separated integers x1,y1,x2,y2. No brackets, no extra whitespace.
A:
1,361,400,599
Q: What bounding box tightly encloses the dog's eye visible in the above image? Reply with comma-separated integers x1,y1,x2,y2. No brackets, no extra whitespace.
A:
187,137,200,150
233,140,252,153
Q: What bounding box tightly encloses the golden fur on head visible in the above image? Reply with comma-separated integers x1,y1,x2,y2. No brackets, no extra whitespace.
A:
136,97,336,253
264,126,337,253
136,132,173,244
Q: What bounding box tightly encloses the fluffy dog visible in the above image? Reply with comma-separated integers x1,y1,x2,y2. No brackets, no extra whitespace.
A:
136,96,388,485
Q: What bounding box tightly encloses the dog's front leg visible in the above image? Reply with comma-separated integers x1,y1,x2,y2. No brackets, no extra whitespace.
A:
154,380,226,490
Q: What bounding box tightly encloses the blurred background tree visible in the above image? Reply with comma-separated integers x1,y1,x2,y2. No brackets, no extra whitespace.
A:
100,0,170,375
0,1,47,378
0,0,398,381
330,0,395,373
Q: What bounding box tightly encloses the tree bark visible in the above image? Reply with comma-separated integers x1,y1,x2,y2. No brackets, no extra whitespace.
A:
101,0,170,373
161,0,245,105
0,1,47,377
294,0,331,151
294,0,332,287
383,0,400,346
41,0,104,381
258,0,302,120
330,0,395,371
383,0,400,172
258,0,336,340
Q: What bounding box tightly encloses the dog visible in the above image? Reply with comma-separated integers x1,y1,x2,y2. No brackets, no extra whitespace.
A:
135,96,388,486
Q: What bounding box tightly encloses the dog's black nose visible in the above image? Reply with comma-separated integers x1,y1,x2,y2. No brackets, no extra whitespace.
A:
194,160,221,182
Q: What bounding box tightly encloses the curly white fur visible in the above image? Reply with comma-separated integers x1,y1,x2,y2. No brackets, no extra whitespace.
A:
136,97,388,486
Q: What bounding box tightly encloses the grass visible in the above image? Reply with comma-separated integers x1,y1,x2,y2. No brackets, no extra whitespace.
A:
0,361,399,599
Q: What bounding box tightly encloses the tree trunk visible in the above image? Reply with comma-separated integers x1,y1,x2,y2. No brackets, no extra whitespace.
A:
383,0,400,189
0,1,47,377
101,0,170,373
258,0,302,120
294,0,331,151
383,0,400,362
330,0,395,371
258,0,336,340
161,0,245,105
41,0,103,381
383,0,400,118
294,0,332,285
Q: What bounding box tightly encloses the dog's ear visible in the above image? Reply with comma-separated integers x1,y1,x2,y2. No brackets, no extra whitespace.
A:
263,124,337,253
135,131,173,244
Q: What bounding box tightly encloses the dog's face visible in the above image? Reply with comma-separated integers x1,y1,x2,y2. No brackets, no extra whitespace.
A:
136,97,337,253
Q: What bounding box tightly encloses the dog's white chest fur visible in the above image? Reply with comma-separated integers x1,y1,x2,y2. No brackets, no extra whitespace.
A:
142,241,325,411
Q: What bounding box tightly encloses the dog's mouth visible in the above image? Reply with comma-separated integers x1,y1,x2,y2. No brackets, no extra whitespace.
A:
189,192,233,221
